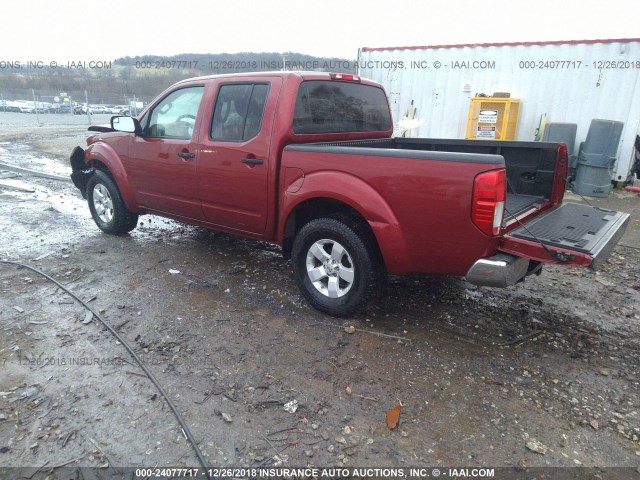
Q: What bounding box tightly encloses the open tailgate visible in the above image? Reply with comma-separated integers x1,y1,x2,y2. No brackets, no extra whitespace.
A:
501,202,630,269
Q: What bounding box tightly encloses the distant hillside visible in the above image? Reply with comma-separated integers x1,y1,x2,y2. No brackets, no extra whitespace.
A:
114,51,357,74
0,52,357,104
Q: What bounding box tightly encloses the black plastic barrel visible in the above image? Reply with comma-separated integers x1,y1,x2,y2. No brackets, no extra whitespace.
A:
573,119,624,197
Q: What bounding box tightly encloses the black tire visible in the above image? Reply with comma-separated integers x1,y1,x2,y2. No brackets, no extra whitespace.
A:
291,216,386,317
86,170,138,235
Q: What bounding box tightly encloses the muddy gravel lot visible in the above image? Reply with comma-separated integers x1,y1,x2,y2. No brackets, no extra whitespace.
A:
0,114,639,478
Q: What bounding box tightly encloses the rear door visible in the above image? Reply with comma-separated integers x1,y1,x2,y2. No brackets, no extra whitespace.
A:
196,78,282,233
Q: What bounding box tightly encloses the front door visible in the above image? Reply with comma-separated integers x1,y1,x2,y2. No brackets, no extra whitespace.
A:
125,85,206,219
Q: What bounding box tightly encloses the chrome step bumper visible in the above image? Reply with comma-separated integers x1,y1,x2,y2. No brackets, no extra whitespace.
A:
465,253,530,288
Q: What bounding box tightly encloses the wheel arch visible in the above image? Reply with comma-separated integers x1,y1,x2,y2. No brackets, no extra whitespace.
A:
86,142,137,211
280,186,411,273
281,197,372,256
291,215,387,317
86,169,139,235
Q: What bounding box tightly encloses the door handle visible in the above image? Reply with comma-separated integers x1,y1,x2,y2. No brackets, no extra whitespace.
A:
178,151,195,159
242,158,263,166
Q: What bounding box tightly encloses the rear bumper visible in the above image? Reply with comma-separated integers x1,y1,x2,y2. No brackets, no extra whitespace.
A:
465,253,531,288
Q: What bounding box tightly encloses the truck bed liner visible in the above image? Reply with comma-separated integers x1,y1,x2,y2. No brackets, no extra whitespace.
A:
505,193,544,218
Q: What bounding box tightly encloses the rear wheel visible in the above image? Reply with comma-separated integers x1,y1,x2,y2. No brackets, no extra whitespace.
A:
291,216,385,317
86,170,138,235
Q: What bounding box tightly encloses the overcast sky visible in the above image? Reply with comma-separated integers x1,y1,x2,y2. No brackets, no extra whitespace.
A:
1,0,637,61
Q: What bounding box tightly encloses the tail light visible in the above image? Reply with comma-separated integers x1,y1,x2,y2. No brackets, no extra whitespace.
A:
472,169,506,236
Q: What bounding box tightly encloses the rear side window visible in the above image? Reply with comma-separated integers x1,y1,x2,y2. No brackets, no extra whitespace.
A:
210,83,269,141
294,81,391,134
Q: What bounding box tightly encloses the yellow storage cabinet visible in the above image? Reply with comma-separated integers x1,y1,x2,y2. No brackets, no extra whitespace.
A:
466,98,520,140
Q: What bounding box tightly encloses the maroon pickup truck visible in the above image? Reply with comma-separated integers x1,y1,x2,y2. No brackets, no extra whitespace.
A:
70,71,629,316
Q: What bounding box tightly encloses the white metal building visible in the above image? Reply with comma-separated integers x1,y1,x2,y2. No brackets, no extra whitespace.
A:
358,38,640,182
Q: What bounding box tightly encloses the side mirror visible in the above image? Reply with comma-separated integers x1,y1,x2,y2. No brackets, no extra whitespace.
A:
111,115,142,134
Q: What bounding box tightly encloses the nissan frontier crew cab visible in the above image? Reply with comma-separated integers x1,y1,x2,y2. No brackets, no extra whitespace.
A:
70,71,630,317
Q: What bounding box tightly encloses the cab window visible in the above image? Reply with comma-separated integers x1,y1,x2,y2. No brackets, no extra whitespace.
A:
142,86,204,139
293,81,391,134
210,83,269,142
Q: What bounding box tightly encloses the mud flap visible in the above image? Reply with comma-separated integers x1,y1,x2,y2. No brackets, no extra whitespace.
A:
502,203,630,270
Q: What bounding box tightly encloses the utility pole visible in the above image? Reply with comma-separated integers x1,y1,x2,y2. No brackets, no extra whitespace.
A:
85,90,91,125
32,89,40,125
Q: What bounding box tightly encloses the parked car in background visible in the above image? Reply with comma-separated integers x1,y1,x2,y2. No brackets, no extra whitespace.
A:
74,104,87,115
107,105,125,114
0,101,21,113
37,102,52,113
89,105,108,114
57,104,73,114
14,101,36,113
12,100,51,113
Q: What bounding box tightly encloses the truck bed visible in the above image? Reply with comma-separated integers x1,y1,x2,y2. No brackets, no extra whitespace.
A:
505,193,544,218
302,137,562,210
284,135,629,273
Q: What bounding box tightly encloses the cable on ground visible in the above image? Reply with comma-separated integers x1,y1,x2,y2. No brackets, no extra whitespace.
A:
0,259,212,477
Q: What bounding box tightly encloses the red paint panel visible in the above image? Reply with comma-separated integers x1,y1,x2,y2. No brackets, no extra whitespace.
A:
281,149,502,275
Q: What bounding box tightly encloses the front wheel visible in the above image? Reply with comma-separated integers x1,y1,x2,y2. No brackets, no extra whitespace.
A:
291,216,385,317
86,170,138,235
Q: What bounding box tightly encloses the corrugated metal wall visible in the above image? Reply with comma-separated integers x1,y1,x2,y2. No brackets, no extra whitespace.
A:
358,40,640,181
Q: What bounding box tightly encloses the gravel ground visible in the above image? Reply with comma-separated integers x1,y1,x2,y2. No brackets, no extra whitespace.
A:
0,120,639,477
